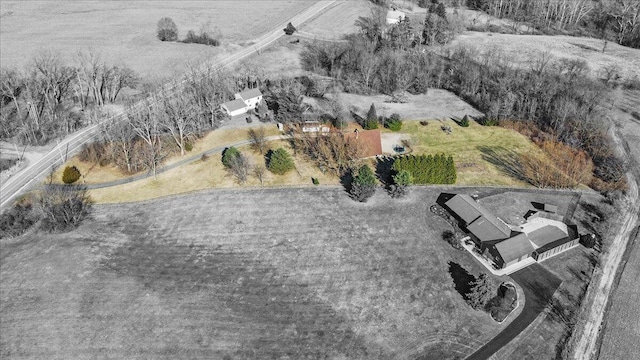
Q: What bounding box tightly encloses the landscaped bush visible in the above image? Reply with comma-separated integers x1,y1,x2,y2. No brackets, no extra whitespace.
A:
385,113,403,131
392,154,456,184
350,164,377,202
267,148,295,175
312,177,320,185
389,169,412,198
222,147,241,168
487,283,518,322
62,166,81,184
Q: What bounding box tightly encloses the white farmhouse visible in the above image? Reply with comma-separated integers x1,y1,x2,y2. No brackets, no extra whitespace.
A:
220,88,263,117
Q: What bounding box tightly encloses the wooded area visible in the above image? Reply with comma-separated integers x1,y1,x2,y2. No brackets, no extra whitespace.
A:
300,7,628,189
0,51,137,144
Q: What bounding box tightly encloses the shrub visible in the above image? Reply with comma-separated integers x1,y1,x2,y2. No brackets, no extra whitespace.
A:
184,142,193,152
420,121,429,126
389,169,412,198
38,185,92,232
0,158,18,172
283,22,297,35
157,17,178,41
477,117,500,126
0,202,37,239
385,114,403,131
312,177,320,185
267,148,295,175
222,147,241,168
350,164,377,202
580,233,597,248
183,30,220,46
392,154,456,184
458,115,470,127
62,166,81,184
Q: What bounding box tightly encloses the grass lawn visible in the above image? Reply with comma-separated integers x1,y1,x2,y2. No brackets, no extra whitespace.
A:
1,187,510,359
0,1,318,79
58,116,553,202
399,120,545,186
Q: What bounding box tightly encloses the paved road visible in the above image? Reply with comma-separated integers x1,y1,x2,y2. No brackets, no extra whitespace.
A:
465,264,562,360
0,0,336,210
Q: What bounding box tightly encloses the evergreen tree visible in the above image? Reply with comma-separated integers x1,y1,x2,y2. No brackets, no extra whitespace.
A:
466,274,493,310
268,148,295,175
365,103,379,129
350,164,377,202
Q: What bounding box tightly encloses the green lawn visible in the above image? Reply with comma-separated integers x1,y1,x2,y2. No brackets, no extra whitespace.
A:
398,120,544,186
0,187,511,359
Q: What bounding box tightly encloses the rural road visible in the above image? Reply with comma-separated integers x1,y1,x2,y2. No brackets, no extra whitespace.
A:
568,173,640,358
0,0,336,211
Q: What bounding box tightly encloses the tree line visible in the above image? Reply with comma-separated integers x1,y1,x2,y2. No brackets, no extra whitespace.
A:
80,67,233,175
1,51,137,145
466,0,640,48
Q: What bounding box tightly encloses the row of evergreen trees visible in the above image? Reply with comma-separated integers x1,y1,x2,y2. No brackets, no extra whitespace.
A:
392,154,456,184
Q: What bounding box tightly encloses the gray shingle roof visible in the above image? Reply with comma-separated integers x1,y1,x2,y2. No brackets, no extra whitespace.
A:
494,233,535,264
445,194,511,242
237,88,262,101
222,99,247,112
527,225,568,248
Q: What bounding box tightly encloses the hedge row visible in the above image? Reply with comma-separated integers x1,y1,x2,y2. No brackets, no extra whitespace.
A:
392,154,456,184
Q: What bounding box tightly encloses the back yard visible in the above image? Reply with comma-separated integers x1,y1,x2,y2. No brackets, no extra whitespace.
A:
0,187,509,359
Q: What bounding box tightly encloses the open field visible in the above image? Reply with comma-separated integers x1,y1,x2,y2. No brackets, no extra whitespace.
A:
1,187,510,359
448,32,640,83
297,0,373,40
0,1,318,78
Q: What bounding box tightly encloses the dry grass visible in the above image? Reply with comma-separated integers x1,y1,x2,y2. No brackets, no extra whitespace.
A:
233,37,307,78
297,0,373,40
0,1,318,79
88,139,339,204
0,187,510,359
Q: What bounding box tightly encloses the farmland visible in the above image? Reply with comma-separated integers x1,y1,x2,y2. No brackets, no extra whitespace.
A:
0,0,318,78
1,187,510,359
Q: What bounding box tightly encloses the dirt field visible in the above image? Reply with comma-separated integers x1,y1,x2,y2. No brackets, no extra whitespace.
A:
448,32,640,83
0,1,318,79
1,187,510,359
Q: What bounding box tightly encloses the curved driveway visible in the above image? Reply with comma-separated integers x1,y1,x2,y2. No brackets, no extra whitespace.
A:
464,263,562,360
0,0,336,210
